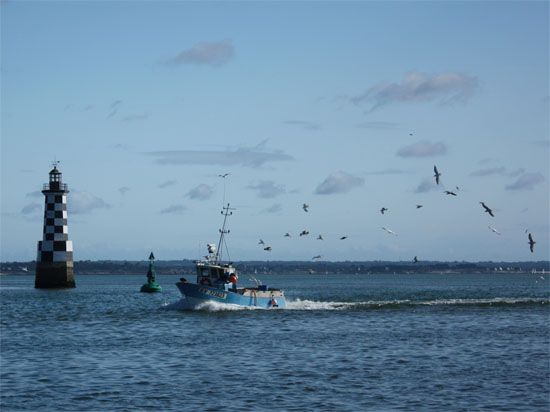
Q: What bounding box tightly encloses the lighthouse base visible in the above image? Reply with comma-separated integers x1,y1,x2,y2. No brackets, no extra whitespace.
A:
35,262,76,288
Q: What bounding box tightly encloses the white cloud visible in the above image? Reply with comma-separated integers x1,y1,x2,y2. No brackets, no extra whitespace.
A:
186,184,213,200
283,120,321,131
21,203,41,215
69,191,110,214
315,171,364,195
351,71,478,111
506,173,545,191
161,40,234,67
158,180,177,189
414,178,438,193
397,140,447,158
160,205,187,214
247,180,286,199
148,145,294,168
262,203,283,214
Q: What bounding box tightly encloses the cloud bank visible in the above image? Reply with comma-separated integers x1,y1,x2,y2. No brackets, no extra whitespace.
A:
161,41,234,67
315,171,364,195
351,72,478,111
397,140,447,158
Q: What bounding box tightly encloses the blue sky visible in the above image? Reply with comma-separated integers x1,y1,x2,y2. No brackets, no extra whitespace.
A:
1,1,548,262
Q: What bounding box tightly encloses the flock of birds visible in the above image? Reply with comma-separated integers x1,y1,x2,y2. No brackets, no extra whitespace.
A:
247,164,538,260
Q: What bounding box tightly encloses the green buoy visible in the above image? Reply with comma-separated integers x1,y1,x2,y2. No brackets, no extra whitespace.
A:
140,252,162,293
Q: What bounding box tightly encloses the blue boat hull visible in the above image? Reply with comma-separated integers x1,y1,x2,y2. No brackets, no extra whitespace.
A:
176,282,286,309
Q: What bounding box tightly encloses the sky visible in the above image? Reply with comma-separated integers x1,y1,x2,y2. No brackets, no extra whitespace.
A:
1,1,548,262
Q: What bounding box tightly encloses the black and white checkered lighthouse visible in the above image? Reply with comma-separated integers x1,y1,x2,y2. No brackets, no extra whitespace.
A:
35,163,75,288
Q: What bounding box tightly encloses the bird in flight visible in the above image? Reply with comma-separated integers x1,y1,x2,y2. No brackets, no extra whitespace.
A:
382,227,397,235
480,202,494,217
340,236,348,240
302,203,309,212
488,226,501,235
258,239,265,245
299,230,309,237
317,234,323,240
433,165,442,185
528,233,536,253
263,246,272,252
312,255,322,260
218,173,230,178
413,256,418,263
416,204,423,209
444,190,457,196
284,233,291,238
380,207,388,214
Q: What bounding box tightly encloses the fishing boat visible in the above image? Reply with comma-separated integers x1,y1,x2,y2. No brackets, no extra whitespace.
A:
175,204,286,309
140,252,162,293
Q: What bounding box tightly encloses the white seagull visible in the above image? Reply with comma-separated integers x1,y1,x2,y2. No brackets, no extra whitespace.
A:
488,226,501,235
382,227,398,236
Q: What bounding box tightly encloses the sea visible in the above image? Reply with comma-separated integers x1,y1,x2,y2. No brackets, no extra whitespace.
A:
1,272,548,411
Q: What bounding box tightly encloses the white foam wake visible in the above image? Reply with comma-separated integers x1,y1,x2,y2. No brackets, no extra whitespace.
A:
162,298,262,312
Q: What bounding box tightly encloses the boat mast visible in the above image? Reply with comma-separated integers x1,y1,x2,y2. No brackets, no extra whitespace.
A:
216,203,235,263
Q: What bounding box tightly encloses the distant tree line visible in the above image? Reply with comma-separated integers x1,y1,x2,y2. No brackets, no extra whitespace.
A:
1,260,548,275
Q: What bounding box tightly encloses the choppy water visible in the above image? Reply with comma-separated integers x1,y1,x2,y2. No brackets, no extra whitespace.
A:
1,273,549,411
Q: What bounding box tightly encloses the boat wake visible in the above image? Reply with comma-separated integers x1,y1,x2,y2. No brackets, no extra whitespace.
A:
162,298,264,312
286,297,548,311
163,296,547,312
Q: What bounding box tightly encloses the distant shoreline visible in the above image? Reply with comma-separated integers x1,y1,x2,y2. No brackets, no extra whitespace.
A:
1,260,548,276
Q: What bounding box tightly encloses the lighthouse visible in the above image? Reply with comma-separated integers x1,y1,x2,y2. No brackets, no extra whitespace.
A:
35,162,75,288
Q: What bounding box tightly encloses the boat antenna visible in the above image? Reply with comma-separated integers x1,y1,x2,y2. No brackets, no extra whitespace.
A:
216,203,235,263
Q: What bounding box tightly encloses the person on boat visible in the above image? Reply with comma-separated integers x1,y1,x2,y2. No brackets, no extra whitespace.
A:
228,273,238,290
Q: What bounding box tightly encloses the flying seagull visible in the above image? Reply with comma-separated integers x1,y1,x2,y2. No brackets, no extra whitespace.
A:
413,256,418,263
488,226,501,235
416,204,423,209
382,227,397,236
312,255,322,260
444,190,457,196
340,236,348,240
218,173,230,178
433,165,442,185
299,230,309,237
528,233,536,253
317,234,324,240
258,239,265,245
263,246,272,252
302,203,309,212
284,232,291,238
480,202,494,217
380,207,388,214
